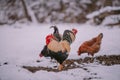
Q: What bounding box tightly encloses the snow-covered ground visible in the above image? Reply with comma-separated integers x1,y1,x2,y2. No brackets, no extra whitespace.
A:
0,23,120,80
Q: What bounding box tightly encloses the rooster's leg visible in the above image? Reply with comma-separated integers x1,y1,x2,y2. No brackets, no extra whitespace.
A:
58,64,64,70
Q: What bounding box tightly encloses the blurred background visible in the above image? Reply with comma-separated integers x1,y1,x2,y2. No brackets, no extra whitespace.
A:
0,0,120,26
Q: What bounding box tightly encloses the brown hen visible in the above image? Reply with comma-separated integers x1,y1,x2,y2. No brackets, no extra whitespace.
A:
77,33,103,56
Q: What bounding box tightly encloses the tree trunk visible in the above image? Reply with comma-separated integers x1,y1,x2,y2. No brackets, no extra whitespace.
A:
104,0,112,7
21,0,32,22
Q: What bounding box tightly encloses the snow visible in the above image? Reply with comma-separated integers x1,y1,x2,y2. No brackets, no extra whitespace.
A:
80,0,91,4
0,23,120,80
86,6,120,19
87,64,120,80
101,15,120,25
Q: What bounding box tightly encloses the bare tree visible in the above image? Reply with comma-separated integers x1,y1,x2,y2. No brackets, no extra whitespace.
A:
21,0,32,22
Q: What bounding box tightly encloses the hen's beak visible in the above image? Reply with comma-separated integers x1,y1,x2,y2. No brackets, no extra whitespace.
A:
99,33,103,38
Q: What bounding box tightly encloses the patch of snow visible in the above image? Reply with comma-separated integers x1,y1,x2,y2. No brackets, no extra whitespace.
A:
102,15,120,25
0,23,120,80
87,6,120,19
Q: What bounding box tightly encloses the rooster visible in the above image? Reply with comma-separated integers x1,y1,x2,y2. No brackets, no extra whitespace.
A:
40,26,78,70
77,33,103,56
